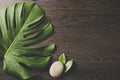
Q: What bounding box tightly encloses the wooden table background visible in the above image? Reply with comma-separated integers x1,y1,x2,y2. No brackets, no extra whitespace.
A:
0,0,120,80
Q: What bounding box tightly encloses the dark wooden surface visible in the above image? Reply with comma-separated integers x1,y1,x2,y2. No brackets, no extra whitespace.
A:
0,0,120,80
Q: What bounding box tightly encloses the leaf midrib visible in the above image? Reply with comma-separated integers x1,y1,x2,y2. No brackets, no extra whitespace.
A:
5,4,35,57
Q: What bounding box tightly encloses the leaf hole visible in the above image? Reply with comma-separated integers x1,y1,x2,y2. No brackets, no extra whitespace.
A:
24,32,40,39
0,28,2,37
5,8,9,30
19,62,32,70
29,16,46,29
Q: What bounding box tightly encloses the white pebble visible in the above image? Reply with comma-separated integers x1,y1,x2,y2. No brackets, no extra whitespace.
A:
49,61,64,77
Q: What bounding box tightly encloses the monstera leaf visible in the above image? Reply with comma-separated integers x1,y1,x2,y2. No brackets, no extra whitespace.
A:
0,2,55,79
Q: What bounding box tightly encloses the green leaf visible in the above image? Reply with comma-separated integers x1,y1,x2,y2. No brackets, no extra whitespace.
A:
0,2,55,80
64,59,73,73
58,53,66,64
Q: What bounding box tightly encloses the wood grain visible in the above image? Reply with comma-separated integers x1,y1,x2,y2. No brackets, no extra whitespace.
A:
0,0,120,80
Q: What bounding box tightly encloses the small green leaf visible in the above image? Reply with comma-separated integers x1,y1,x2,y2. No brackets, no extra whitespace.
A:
58,53,66,64
64,59,73,73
